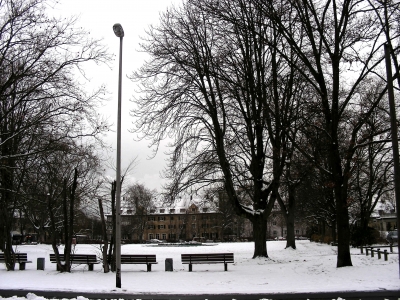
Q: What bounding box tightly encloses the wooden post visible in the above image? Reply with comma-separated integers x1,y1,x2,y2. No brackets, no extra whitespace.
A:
360,246,363,254
384,250,388,261
371,248,374,258
366,248,369,256
377,249,381,259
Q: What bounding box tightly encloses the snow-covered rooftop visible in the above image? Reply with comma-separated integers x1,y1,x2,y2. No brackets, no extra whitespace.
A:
121,194,217,215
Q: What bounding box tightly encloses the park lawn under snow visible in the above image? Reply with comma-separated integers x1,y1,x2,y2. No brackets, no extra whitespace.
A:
0,240,398,296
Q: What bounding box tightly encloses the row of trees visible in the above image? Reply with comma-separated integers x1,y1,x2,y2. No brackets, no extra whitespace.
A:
131,0,400,267
0,0,112,271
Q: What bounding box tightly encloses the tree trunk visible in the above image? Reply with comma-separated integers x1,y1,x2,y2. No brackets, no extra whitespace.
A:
65,168,78,270
98,198,109,273
336,195,353,267
48,193,65,272
279,189,296,250
0,154,16,270
285,211,296,249
252,215,268,258
332,219,337,244
0,202,15,270
62,178,71,272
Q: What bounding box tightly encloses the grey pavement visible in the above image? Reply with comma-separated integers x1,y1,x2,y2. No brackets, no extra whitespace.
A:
0,289,399,300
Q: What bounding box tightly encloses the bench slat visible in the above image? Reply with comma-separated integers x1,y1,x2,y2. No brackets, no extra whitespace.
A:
50,254,98,263
120,254,157,271
0,253,32,270
181,253,234,271
0,253,30,262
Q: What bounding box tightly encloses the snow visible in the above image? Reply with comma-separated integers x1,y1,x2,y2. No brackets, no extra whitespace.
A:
0,241,398,299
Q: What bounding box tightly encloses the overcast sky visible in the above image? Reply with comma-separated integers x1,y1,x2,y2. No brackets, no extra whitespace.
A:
51,0,183,192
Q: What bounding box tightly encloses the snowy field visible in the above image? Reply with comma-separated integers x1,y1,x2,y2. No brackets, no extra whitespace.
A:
0,240,398,298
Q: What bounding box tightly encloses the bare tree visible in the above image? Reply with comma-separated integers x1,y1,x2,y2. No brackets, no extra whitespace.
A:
124,183,157,242
132,0,302,258
0,0,110,269
262,0,395,267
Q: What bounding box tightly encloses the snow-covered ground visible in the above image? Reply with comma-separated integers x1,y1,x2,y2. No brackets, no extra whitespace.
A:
0,241,398,298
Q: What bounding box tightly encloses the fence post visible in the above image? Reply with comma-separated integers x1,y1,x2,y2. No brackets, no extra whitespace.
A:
366,248,369,256
371,248,374,257
377,249,381,259
360,246,363,254
384,250,388,261
390,244,393,253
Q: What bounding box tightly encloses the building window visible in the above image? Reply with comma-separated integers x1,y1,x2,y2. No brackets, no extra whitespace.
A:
202,208,208,212
150,209,156,213
148,225,155,229
127,209,133,214
296,230,300,234
149,234,154,239
160,209,165,213
156,234,160,239
273,231,277,236
192,223,196,229
180,209,186,213
192,215,196,220
168,225,176,229
148,216,155,221
170,216,174,220
122,221,130,225
162,234,166,240
170,209,175,213
273,221,277,225
192,208,196,212
158,225,165,229
158,216,165,221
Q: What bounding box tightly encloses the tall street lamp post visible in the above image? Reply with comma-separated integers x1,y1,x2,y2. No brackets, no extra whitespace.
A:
113,23,124,288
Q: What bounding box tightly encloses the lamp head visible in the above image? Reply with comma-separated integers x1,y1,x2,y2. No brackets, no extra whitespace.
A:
113,23,124,37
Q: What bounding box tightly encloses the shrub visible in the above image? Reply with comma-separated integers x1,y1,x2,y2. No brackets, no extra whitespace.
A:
350,226,379,247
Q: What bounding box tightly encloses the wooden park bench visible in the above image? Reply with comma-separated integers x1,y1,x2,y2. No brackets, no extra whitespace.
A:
50,253,99,271
120,254,158,271
0,253,32,270
181,253,234,272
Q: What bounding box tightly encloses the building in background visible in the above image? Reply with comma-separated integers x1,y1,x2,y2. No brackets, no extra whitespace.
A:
106,193,308,243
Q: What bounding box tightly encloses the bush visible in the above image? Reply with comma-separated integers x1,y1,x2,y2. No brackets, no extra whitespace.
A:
350,226,379,247
323,235,332,244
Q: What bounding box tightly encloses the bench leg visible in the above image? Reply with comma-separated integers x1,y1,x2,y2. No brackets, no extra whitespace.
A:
189,264,192,272
19,263,26,270
88,264,93,271
147,264,151,272
224,263,227,271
